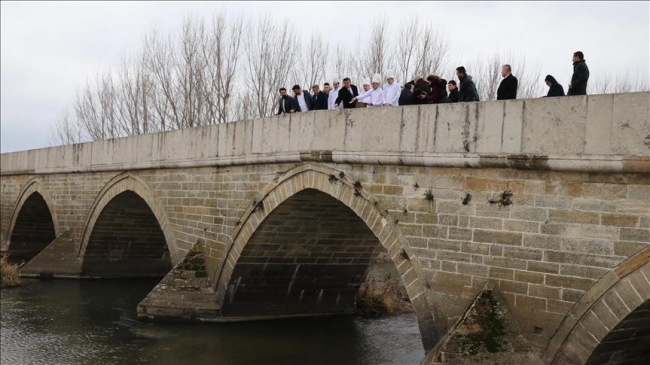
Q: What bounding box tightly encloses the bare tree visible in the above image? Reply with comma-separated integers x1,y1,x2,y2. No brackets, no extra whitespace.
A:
354,17,392,78
414,23,448,79
331,43,351,81
589,71,650,94
295,32,329,90
395,19,420,84
49,110,86,146
50,11,565,147
243,15,299,118
201,11,244,124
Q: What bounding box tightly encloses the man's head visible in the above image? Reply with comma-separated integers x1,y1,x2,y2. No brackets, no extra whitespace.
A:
573,51,584,63
371,74,381,89
311,85,320,94
456,66,467,79
343,77,351,88
332,78,340,90
279,87,287,97
448,80,457,91
292,85,302,95
385,70,395,85
362,79,370,91
501,64,511,78
323,83,331,93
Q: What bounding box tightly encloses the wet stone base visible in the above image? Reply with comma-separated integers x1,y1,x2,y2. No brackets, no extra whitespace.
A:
425,283,544,365
137,241,219,320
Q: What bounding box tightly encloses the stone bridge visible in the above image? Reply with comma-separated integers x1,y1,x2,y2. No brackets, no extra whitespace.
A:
1,93,649,364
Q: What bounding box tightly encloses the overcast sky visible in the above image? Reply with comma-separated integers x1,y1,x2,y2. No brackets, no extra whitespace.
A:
1,1,649,153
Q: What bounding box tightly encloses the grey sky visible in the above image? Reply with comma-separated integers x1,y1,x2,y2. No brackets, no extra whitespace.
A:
1,1,649,153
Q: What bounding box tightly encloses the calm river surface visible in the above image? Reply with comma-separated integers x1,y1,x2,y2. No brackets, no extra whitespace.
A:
1,279,423,365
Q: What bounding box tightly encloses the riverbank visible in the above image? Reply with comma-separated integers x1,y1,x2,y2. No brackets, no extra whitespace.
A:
1,255,21,288
357,252,413,317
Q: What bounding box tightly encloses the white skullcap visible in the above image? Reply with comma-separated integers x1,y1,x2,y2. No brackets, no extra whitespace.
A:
362,78,371,85
371,73,382,83
385,70,395,79
332,74,340,83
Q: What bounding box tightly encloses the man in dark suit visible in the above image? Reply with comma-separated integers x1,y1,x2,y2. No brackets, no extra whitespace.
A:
497,64,518,100
276,88,297,115
568,51,589,96
311,84,329,110
334,77,358,109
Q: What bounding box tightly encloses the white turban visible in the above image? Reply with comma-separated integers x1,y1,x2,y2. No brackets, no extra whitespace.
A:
371,73,382,84
362,78,371,86
385,70,395,80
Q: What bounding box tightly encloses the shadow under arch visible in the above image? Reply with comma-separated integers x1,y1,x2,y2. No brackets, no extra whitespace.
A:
213,163,437,352
6,178,59,263
544,246,650,364
77,173,179,277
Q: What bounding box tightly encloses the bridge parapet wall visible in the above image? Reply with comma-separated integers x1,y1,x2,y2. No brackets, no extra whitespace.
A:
1,93,648,176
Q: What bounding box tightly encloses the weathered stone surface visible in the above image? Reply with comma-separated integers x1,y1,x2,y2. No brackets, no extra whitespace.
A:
425,283,544,365
1,93,649,364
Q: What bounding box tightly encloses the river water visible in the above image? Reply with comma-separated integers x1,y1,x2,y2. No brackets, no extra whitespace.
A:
1,279,424,365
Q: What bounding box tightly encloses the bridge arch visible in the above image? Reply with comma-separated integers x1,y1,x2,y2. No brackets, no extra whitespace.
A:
6,179,59,262
78,173,179,277
544,246,650,364
214,163,437,351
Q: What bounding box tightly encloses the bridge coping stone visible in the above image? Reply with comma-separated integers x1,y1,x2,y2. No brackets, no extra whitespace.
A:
1,93,648,175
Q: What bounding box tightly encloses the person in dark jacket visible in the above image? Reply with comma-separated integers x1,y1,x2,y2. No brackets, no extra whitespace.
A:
420,75,447,104
447,80,460,103
567,51,589,96
311,84,329,110
411,76,432,105
497,64,518,100
399,79,416,106
544,75,565,97
292,85,313,112
276,88,297,115
456,66,479,102
334,78,359,109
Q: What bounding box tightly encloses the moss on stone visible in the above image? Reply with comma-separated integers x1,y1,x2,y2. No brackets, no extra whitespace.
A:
456,290,507,355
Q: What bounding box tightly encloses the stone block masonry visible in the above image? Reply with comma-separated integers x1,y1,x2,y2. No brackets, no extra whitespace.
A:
1,92,648,363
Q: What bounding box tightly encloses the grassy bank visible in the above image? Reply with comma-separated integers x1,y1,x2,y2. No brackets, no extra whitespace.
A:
1,255,21,288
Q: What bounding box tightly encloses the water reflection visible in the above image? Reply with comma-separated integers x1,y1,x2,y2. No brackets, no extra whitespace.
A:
1,280,423,365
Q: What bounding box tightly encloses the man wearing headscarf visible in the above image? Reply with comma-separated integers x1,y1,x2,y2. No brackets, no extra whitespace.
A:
382,70,400,106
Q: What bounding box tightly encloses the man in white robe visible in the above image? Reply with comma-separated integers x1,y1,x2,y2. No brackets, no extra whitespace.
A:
327,76,343,110
382,70,400,106
356,79,372,107
353,74,385,107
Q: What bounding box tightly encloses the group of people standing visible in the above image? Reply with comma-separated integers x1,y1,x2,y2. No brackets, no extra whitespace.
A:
276,51,590,115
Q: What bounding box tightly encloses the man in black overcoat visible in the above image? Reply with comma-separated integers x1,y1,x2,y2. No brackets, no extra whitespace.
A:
497,64,518,100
